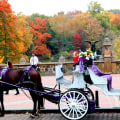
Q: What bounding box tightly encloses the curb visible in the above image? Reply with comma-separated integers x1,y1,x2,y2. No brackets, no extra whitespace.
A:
5,107,120,114
5,108,59,114
95,107,120,113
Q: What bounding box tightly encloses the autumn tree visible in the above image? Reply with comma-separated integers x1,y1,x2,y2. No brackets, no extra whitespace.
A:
0,0,17,62
112,36,120,59
87,1,111,32
0,0,33,63
72,28,87,51
109,12,120,30
72,33,82,50
50,14,70,53
12,13,33,62
28,17,51,56
72,15,103,41
87,1,104,16
77,28,88,51
50,12,104,56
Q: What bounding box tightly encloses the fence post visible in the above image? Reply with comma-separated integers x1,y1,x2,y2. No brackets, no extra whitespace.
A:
95,90,99,108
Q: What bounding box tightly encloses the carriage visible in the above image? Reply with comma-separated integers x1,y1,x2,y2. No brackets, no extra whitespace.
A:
0,56,120,120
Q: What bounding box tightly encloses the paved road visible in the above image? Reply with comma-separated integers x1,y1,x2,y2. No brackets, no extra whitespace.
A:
0,113,120,120
1,74,120,120
4,74,120,110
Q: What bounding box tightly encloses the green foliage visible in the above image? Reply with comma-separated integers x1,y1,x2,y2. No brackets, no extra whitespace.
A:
38,54,51,62
58,11,64,15
53,51,72,62
108,9,120,14
64,51,72,60
26,13,40,21
64,37,75,51
94,12,111,32
112,36,120,59
110,24,118,33
54,52,62,62
87,1,111,32
87,1,104,16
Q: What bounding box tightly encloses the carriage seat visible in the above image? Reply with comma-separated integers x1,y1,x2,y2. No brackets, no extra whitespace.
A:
88,65,112,91
55,65,72,89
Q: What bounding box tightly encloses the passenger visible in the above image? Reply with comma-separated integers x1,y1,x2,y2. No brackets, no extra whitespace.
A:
72,51,79,63
72,51,79,70
5,61,20,95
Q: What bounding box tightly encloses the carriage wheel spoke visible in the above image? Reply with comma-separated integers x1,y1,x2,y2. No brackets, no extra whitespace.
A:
64,108,70,114
64,95,71,102
59,90,88,120
68,92,72,99
77,96,86,103
75,93,80,101
72,109,75,118
68,109,72,117
61,99,70,104
75,108,79,118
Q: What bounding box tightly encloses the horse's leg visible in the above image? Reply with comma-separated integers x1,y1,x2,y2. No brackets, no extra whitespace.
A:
36,95,42,116
36,98,40,116
36,95,44,116
29,91,37,117
40,96,44,108
0,90,4,117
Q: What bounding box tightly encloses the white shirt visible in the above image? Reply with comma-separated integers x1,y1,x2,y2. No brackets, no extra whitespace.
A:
30,56,38,65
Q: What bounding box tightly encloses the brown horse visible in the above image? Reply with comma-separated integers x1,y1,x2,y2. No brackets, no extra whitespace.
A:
0,66,44,117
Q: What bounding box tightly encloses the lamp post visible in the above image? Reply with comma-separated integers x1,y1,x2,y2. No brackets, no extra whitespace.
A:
62,23,65,57
59,23,65,64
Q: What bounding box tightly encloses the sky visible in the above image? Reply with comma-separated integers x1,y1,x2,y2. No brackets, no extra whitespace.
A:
8,0,120,16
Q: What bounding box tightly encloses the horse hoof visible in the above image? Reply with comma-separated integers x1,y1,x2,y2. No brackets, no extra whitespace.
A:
30,114,35,118
36,109,40,116
15,93,19,95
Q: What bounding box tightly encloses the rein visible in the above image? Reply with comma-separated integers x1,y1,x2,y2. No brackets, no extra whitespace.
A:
0,80,45,96
21,89,32,99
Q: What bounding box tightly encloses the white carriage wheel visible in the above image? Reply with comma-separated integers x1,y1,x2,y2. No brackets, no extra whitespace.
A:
59,90,89,120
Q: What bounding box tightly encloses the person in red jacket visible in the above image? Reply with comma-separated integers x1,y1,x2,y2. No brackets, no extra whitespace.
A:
73,51,79,63
72,51,79,71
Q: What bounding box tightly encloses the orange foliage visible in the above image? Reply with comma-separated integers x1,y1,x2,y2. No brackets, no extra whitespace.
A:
0,0,32,63
28,17,51,55
109,12,120,28
0,0,11,13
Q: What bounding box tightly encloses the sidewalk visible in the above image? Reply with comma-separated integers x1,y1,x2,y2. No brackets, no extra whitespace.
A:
1,113,120,120
4,74,120,110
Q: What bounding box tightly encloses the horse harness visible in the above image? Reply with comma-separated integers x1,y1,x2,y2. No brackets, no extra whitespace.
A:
0,66,42,97
0,68,10,80
0,66,32,84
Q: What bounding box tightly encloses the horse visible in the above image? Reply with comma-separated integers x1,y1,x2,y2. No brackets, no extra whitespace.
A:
0,66,44,117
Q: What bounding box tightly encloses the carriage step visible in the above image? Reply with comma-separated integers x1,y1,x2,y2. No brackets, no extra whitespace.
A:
88,100,96,113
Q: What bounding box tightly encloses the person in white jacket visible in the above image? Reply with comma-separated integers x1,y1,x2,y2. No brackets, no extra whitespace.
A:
30,53,38,69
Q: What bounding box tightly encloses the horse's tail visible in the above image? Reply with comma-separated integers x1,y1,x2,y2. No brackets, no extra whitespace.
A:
37,72,44,91
37,71,44,108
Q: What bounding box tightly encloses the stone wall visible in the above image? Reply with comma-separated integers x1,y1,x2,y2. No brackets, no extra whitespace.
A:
0,60,120,75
